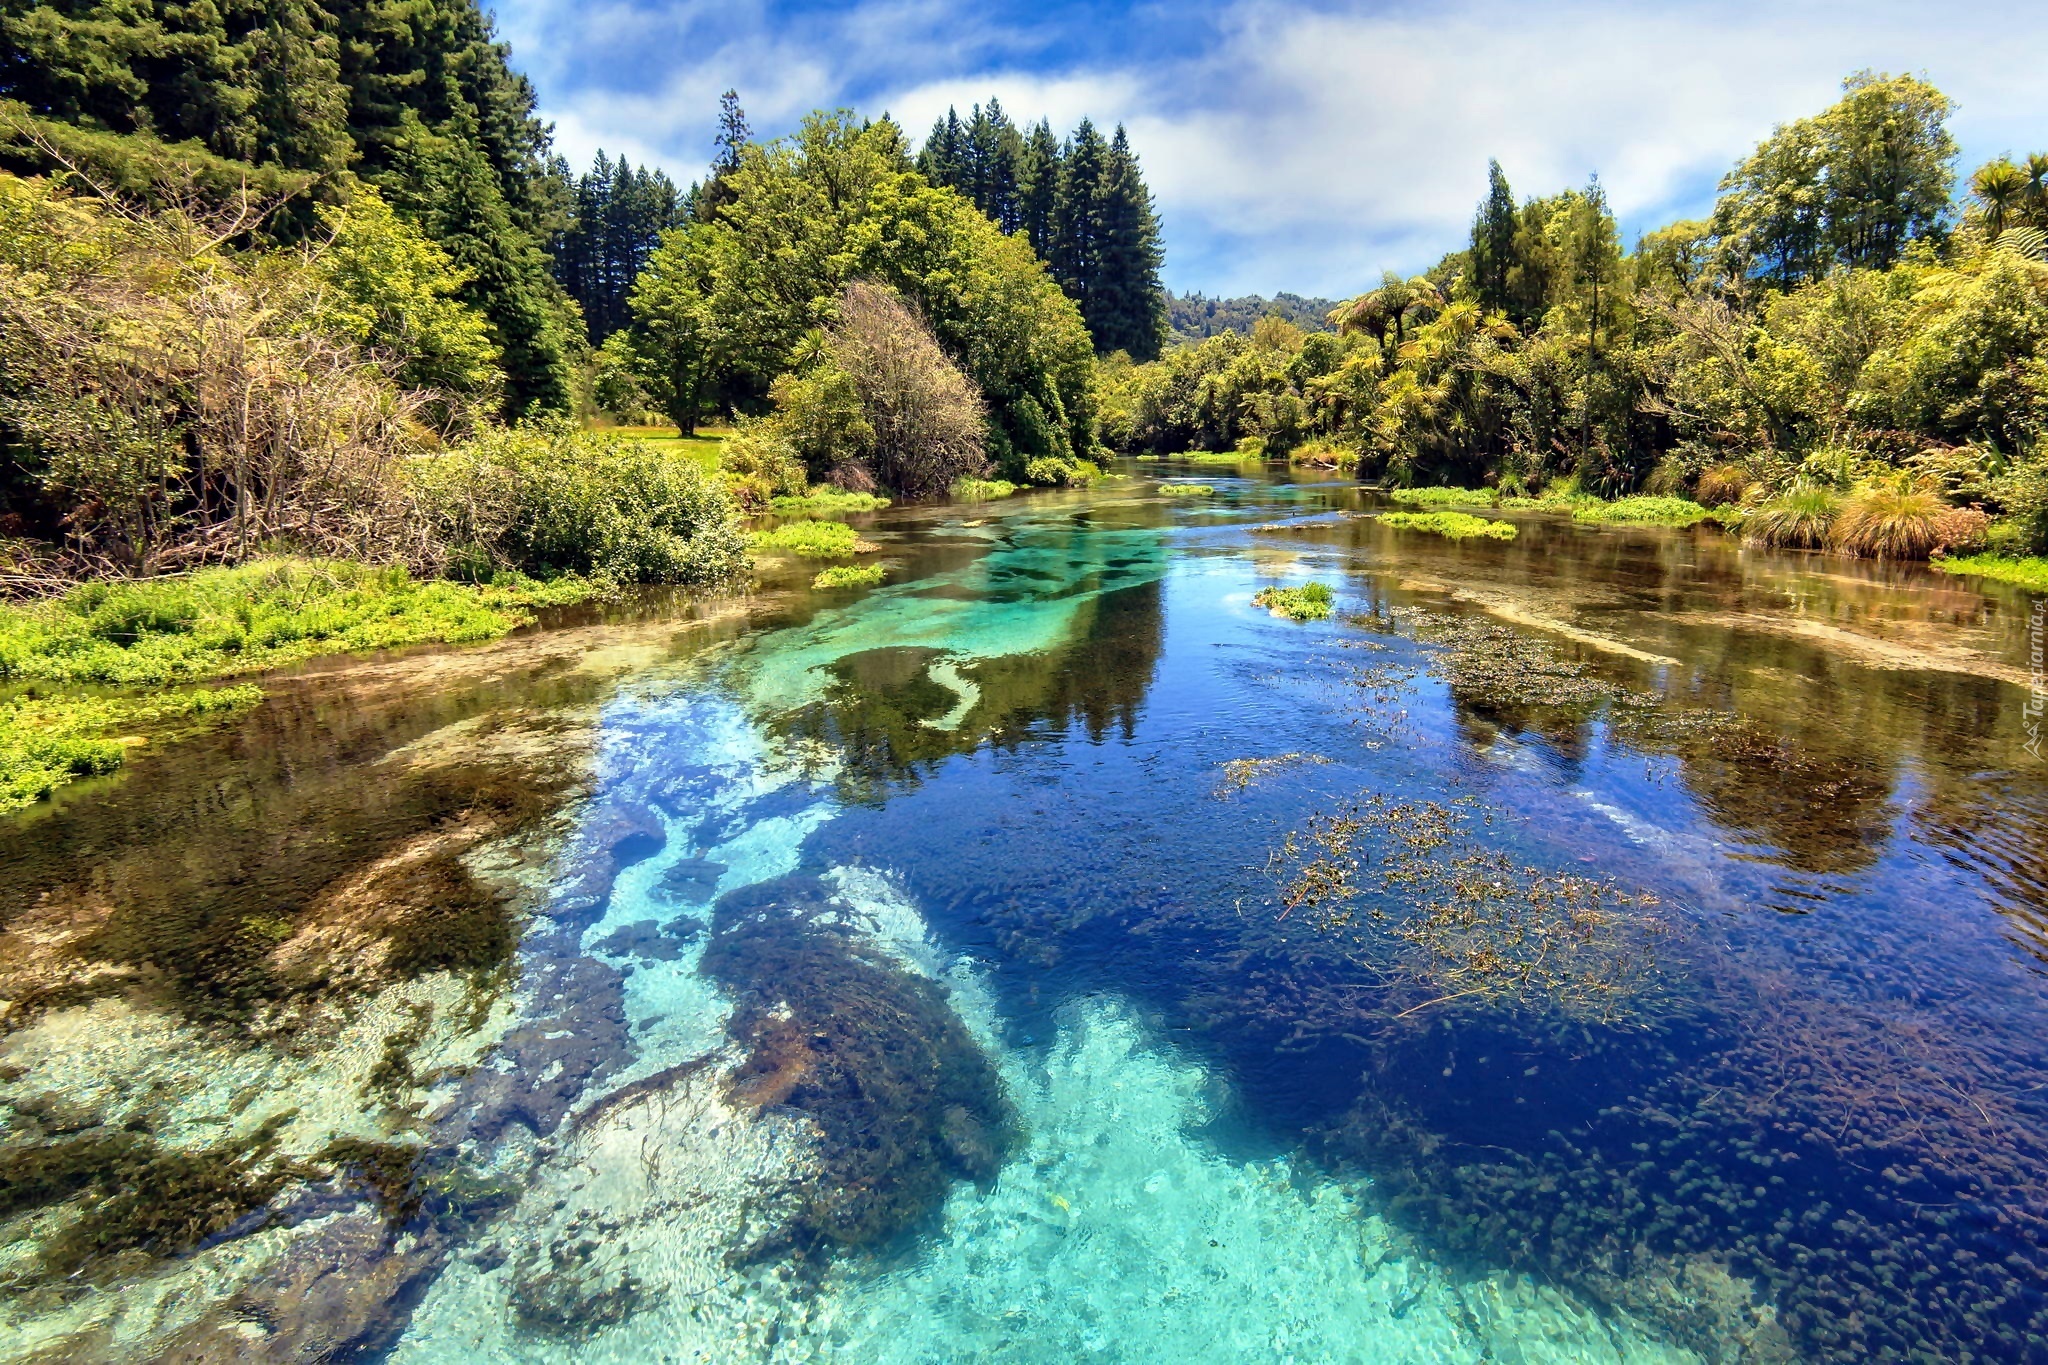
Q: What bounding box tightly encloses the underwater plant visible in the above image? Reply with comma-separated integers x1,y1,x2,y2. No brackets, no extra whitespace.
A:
1159,483,1216,496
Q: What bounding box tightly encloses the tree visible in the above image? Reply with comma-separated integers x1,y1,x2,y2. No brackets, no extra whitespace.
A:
552,149,683,343
1017,119,1061,261
1468,160,1518,317
1091,125,1168,360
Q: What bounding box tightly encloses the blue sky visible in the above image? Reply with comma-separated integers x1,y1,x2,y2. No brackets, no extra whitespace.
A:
490,0,2048,299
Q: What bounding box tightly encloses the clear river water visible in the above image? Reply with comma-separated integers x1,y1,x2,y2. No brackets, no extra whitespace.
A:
5,468,2048,1364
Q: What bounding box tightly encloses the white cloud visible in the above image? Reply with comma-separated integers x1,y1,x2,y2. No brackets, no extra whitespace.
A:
499,0,2048,297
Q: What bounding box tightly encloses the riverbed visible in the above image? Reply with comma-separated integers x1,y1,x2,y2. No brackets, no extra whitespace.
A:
4,470,2045,1363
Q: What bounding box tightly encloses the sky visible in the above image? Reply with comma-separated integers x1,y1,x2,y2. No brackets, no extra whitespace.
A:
489,0,2048,299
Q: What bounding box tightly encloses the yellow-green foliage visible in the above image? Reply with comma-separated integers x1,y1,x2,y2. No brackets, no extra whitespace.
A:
1160,484,1216,496
1253,582,1335,621
770,490,891,514
1389,486,1498,509
812,564,886,590
2,685,262,812
1380,511,1518,540
0,560,586,688
1933,553,2048,591
1830,484,1947,558
747,520,869,558
1289,440,1358,471
951,478,1020,501
1572,496,1717,527
1743,483,1843,549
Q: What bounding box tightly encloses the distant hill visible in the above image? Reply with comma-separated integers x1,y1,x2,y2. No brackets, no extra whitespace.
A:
1166,292,1340,343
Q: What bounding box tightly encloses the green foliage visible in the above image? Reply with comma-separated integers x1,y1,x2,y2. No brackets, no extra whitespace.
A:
552,150,685,344
1159,484,1216,496
0,559,583,687
1380,511,1519,540
1168,292,1337,344
1830,482,1949,558
1,684,261,811
812,563,886,590
1571,496,1716,527
1932,552,2048,591
626,114,1097,480
950,477,1019,501
1389,487,1498,509
1743,483,1844,549
748,520,866,559
770,490,891,514
1252,582,1335,621
410,422,748,584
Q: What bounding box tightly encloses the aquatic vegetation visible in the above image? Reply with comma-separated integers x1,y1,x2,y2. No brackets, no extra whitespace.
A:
1570,496,1717,527
949,477,1020,501
768,489,891,514
0,684,262,811
0,560,590,688
1379,510,1518,540
1742,482,1842,549
1933,550,2048,590
1158,483,1216,495
1387,486,1497,509
746,520,876,558
1288,439,1357,471
1253,582,1335,620
1180,448,1263,465
1829,482,1949,558
1270,795,1669,1023
811,563,886,590
703,876,1014,1248
1216,751,1331,794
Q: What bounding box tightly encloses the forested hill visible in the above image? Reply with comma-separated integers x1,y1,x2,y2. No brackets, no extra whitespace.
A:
0,0,580,418
1167,292,1338,343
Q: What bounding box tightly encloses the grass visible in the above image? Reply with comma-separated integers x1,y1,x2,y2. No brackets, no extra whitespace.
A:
1831,485,1946,559
1159,484,1216,496
0,559,589,688
1253,582,1335,621
1388,486,1498,509
1379,511,1518,541
769,489,891,514
624,427,728,473
1932,553,2048,592
950,477,1020,501
746,521,877,559
812,563,886,590
1743,483,1842,550
1183,449,1264,466
2,685,263,812
1571,496,1717,527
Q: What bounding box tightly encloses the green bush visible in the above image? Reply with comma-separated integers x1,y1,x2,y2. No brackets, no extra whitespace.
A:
1572,496,1717,527
411,422,749,585
812,563,887,590
1379,511,1518,540
1253,582,1335,621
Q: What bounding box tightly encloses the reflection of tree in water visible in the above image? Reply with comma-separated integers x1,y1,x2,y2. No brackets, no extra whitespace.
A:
772,576,1165,802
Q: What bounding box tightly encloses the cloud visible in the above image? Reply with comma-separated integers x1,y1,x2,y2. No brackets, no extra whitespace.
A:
493,0,2048,297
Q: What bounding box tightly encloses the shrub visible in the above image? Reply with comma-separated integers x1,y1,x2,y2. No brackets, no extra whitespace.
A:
1695,464,1752,506
410,423,748,585
812,564,886,590
1380,511,1518,540
1930,506,1993,554
722,421,810,513
1831,483,1951,559
1572,496,1717,527
1743,483,1842,549
828,281,991,497
1289,440,1358,471
1253,582,1334,620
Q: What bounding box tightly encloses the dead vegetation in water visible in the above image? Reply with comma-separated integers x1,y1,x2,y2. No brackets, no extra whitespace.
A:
1215,751,1331,796
1270,795,1669,1024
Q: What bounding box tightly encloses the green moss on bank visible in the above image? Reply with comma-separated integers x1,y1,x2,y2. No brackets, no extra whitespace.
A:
1571,496,1718,527
1933,553,2048,592
1388,486,1497,509
1380,511,1518,541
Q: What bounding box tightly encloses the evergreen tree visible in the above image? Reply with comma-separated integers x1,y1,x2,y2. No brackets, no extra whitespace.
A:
551,150,683,343
1469,159,1517,317
1092,125,1167,360
1017,119,1062,261
916,108,966,188
1052,118,1109,325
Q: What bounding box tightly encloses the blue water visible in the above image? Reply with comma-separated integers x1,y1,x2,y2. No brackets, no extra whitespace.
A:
7,474,2048,1362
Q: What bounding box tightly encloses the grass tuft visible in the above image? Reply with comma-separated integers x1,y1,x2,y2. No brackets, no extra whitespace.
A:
1743,483,1842,550
1830,485,1948,559
769,489,891,514
950,478,1019,502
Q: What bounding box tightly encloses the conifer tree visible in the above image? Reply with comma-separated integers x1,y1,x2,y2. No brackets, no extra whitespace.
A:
1092,125,1167,360
1017,119,1062,261
1469,159,1518,317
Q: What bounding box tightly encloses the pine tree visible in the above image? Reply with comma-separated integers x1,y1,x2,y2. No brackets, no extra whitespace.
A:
1053,119,1109,319
1469,159,1517,318
917,108,967,188
1017,119,1062,261
1092,125,1167,360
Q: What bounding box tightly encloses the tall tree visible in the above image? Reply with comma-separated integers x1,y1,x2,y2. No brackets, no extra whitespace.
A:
1017,119,1062,261
1092,124,1168,359
1468,159,1517,316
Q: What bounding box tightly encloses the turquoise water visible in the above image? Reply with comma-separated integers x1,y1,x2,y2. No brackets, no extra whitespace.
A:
6,473,2048,1361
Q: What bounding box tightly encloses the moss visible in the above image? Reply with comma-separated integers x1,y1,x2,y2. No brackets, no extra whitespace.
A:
702,876,1014,1250
811,563,886,590
1379,510,1517,540
1253,583,1335,621
746,520,873,559
0,683,264,812
376,850,518,979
